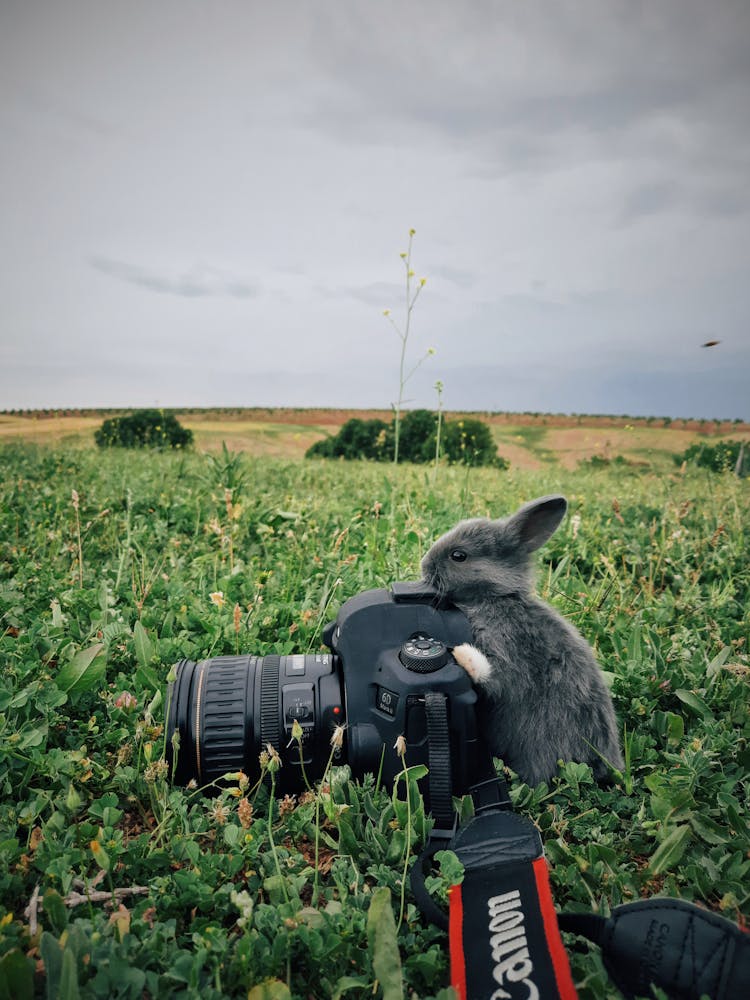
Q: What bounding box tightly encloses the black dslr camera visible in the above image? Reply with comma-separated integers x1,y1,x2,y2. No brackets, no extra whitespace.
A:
165,582,486,806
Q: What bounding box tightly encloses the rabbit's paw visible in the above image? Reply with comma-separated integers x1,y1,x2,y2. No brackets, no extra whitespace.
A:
452,643,492,683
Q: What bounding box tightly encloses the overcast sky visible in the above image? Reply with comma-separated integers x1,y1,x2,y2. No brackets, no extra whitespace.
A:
1,1,748,419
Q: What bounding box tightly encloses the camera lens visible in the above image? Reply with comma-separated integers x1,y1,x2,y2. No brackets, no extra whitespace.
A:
166,653,344,791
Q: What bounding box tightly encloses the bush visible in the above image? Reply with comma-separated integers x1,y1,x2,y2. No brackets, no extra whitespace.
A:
305,418,391,461
94,409,193,450
440,417,507,468
675,439,746,474
396,409,438,463
306,411,507,468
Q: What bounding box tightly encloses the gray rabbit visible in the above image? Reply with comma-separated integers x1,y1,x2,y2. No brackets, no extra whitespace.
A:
421,494,623,786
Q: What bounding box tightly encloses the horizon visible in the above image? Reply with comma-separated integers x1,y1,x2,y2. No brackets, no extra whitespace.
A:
2,403,747,426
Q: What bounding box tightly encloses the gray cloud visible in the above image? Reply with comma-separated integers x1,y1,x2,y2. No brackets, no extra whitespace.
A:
317,281,401,308
619,182,680,224
89,256,260,299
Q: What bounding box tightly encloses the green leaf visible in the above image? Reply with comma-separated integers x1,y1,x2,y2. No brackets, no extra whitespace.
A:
101,620,130,647
43,889,69,935
0,949,34,1000
262,875,288,905
649,825,691,875
58,947,80,1000
133,620,153,669
435,849,465,886
393,763,429,786
717,791,749,836
18,723,48,750
665,711,684,746
332,976,370,999
55,643,106,694
39,932,62,999
133,621,160,691
223,823,240,847
675,689,714,720
706,645,731,680
689,813,730,846
626,622,643,663
367,887,403,1000
653,710,684,746
335,813,362,858
247,981,292,1000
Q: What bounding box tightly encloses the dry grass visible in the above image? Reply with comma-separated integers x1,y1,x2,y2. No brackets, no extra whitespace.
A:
1,408,748,468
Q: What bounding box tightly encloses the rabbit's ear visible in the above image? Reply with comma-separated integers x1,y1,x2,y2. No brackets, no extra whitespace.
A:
504,495,567,552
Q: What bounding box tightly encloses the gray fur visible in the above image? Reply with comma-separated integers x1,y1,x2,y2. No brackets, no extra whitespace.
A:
421,494,623,786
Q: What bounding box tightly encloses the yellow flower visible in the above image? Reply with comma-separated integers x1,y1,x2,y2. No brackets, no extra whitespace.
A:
209,591,225,608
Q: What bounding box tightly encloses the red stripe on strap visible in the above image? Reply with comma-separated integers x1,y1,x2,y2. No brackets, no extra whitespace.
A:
532,857,578,999
448,883,467,1000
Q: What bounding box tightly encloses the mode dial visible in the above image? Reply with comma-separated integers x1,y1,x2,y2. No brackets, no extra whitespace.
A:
399,634,450,673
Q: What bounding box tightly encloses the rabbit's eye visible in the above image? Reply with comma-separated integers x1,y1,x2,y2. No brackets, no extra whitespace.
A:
450,549,467,562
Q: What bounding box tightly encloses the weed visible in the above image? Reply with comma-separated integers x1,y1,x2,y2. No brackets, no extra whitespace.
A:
382,229,433,464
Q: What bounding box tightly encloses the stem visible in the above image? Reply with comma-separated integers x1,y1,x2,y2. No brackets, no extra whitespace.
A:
114,489,132,592
312,742,338,908
393,230,414,466
397,757,412,931
313,793,320,908
433,384,443,483
374,743,386,794
295,736,313,793
75,508,83,587
267,773,290,904
305,575,342,652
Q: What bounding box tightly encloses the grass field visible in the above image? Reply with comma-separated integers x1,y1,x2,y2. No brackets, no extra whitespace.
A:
0,431,748,998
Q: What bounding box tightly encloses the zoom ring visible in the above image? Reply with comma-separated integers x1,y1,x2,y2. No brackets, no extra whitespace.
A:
260,655,281,753
200,656,250,781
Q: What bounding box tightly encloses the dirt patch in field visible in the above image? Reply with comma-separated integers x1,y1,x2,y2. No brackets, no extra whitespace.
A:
546,426,750,469
0,415,101,442
489,440,546,471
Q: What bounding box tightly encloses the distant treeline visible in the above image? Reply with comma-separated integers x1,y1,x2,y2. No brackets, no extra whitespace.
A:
2,407,747,431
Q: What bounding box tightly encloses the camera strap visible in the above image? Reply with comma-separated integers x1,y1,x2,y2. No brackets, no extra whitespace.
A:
412,696,578,999
558,900,750,1000
410,720,750,999
446,807,578,1000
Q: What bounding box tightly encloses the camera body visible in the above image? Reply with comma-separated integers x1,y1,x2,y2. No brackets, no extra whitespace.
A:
166,583,483,803
324,582,480,794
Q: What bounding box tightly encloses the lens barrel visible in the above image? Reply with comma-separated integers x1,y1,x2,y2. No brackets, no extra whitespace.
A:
166,653,344,791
